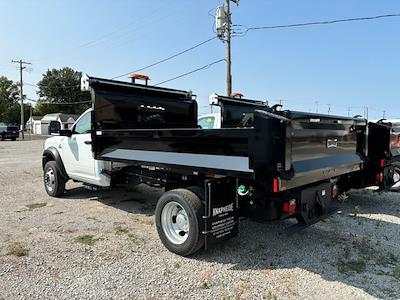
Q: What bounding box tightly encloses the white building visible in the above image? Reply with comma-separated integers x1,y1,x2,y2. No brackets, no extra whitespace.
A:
25,116,43,134
40,113,79,135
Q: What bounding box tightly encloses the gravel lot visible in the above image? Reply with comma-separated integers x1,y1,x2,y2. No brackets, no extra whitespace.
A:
0,139,400,299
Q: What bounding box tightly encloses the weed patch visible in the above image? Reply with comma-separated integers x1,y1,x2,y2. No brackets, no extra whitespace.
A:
7,242,29,257
74,235,96,246
337,259,366,274
114,225,129,235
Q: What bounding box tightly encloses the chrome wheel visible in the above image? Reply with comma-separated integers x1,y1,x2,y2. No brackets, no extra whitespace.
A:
44,167,56,192
393,171,400,183
161,201,189,245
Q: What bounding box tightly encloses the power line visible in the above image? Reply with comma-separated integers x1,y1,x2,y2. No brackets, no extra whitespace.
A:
154,59,226,86
235,13,400,36
111,36,218,80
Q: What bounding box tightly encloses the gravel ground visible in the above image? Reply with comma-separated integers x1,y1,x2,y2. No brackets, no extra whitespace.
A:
0,139,400,300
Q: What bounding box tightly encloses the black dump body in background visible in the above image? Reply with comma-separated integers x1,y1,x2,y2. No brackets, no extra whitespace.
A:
88,76,366,193
363,120,400,189
368,121,400,164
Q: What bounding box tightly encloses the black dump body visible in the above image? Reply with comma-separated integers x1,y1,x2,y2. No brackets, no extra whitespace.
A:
364,120,400,189
88,76,366,193
368,120,400,164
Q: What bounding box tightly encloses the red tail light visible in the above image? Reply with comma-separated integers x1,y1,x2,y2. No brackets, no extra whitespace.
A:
273,178,287,193
273,178,279,193
283,199,296,215
332,184,338,198
380,159,385,168
376,172,384,183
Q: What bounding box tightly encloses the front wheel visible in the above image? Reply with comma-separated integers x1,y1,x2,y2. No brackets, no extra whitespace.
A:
43,161,66,197
155,188,205,256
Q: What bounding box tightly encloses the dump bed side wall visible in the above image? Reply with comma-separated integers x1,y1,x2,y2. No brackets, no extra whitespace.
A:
251,111,366,191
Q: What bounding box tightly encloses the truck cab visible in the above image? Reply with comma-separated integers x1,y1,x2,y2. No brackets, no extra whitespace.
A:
42,108,110,196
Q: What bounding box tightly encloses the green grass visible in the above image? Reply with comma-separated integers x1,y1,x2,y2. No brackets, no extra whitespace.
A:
337,259,367,274
74,235,96,246
26,202,47,210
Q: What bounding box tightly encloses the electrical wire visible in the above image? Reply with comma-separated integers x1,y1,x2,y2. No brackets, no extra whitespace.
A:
154,59,225,86
111,36,218,79
234,13,400,37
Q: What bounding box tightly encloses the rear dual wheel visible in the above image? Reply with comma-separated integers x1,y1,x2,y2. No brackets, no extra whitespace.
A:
155,188,205,256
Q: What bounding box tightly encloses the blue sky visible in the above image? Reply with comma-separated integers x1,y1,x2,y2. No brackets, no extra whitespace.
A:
0,0,399,118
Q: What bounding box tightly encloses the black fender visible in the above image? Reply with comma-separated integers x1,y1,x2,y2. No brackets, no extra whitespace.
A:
42,147,69,179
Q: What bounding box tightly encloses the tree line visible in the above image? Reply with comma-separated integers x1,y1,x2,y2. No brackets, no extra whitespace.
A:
0,67,91,125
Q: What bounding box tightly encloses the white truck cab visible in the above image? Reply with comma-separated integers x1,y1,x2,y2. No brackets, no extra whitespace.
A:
197,113,221,129
43,108,110,196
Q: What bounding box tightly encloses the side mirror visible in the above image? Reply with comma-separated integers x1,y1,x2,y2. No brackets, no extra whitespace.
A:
59,129,73,137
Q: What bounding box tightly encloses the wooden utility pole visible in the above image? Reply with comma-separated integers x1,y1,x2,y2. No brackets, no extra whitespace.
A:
11,59,31,140
226,0,232,97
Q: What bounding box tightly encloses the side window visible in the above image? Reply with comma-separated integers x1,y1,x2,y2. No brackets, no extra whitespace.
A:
74,112,91,134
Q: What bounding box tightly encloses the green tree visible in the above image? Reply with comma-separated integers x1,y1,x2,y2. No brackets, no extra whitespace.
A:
3,103,30,126
0,76,19,123
37,67,91,114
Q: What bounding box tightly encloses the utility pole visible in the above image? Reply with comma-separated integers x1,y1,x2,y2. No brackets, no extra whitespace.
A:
382,110,386,119
315,101,319,113
327,104,331,115
226,0,232,97
347,107,351,117
11,59,31,140
216,0,238,96
363,106,369,120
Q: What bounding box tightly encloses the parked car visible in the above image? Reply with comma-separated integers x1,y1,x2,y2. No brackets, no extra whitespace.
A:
0,124,19,141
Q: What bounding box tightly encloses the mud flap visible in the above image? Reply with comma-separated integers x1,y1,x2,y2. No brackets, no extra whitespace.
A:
296,182,338,226
203,178,239,250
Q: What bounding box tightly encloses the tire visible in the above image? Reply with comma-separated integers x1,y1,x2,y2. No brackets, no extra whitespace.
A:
11,137,16,141
43,161,66,197
155,188,205,256
0,134,4,141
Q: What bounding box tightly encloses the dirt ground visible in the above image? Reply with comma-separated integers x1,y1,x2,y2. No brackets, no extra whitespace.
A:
0,139,399,299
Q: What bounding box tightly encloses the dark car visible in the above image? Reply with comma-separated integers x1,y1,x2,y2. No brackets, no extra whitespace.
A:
0,125,19,141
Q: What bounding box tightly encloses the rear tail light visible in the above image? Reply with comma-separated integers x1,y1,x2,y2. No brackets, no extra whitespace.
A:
272,178,286,193
283,199,296,215
273,178,279,193
332,184,338,199
376,172,384,183
380,159,385,168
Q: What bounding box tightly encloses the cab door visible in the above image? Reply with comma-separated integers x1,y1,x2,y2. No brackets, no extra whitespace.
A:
61,111,95,180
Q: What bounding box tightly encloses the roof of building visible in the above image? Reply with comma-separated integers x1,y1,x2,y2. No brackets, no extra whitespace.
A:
41,113,80,122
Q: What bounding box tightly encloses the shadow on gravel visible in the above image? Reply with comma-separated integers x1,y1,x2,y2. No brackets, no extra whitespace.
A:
63,184,162,216
62,184,400,299
195,190,400,299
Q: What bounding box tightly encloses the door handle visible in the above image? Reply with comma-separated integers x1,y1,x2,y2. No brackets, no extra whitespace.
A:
84,141,92,145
